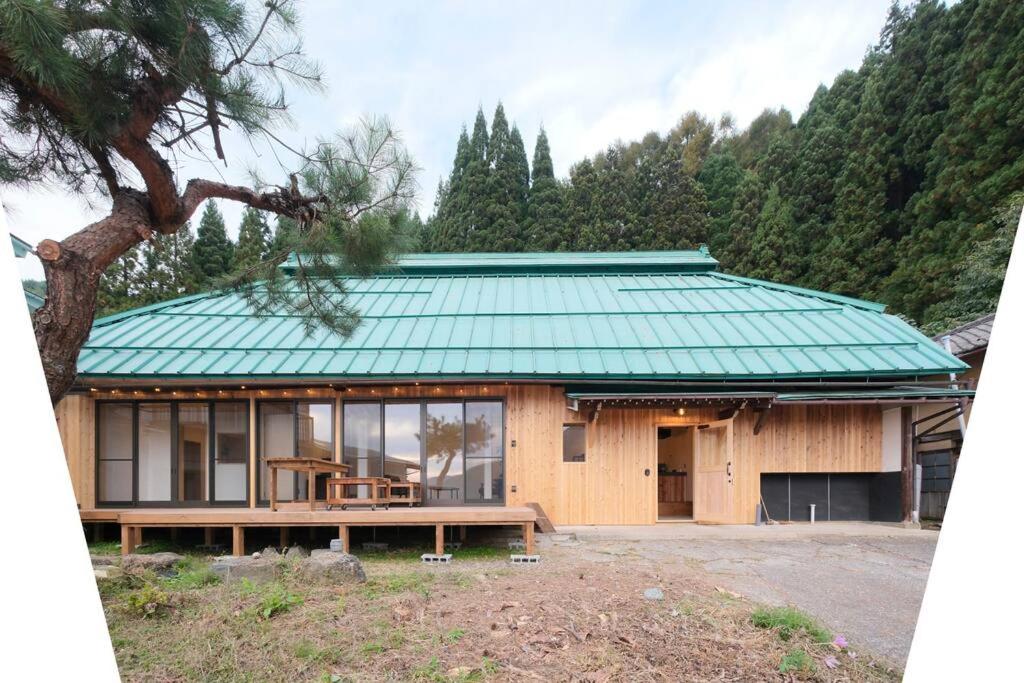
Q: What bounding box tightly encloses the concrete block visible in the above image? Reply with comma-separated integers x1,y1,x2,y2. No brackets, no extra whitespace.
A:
510,554,541,564
420,553,453,564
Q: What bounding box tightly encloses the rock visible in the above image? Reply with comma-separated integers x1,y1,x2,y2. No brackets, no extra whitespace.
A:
303,550,366,582
90,555,120,568
261,546,281,558
93,566,123,580
643,587,664,601
210,556,281,584
251,551,262,560
122,552,185,573
284,545,309,559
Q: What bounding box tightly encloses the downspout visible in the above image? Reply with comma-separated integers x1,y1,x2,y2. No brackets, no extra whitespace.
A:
941,335,969,438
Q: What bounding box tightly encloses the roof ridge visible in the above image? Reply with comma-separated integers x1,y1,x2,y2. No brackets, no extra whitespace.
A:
709,272,887,313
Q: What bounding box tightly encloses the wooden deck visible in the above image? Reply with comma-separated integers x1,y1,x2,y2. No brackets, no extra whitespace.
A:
80,506,538,557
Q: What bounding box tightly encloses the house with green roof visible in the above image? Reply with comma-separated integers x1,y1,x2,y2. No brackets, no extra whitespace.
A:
56,248,971,551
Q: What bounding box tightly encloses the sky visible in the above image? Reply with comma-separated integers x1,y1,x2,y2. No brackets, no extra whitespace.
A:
3,0,893,279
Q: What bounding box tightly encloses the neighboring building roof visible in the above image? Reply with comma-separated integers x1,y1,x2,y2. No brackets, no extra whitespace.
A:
76,250,967,382
932,313,994,358
9,234,44,311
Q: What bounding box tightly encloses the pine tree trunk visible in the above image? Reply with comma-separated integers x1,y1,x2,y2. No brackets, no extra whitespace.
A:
32,191,152,404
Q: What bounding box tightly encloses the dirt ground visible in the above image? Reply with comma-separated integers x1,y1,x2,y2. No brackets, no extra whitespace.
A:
96,528,908,682
556,522,937,664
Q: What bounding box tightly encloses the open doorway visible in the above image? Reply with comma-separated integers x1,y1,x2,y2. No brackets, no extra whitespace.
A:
657,426,694,521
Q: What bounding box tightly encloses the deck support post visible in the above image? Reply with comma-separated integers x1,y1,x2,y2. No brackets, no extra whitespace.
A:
232,525,245,557
338,525,349,553
523,522,534,555
459,525,467,542
435,524,445,555
121,525,134,556
279,527,289,548
133,526,143,551
204,527,215,546
901,405,914,522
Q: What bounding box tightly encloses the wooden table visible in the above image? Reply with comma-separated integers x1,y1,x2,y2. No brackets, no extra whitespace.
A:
428,485,460,500
388,481,422,506
326,477,391,510
266,457,350,511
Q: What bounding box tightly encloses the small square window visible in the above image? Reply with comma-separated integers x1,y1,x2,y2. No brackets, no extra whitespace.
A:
562,424,586,463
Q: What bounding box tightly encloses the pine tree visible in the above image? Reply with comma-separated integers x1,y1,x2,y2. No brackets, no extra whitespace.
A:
235,207,271,270
698,151,745,255
748,186,803,282
718,171,765,273
478,103,519,251
193,201,235,283
524,128,568,250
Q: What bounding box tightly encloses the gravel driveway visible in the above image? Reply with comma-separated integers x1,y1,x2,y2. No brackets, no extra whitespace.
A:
548,523,937,665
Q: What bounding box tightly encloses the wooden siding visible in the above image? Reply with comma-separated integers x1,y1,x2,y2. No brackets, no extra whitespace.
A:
59,385,883,526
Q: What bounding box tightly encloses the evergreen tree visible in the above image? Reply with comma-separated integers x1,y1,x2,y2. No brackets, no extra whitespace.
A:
748,186,803,282
235,207,272,270
524,128,568,250
718,171,765,273
478,103,521,251
698,152,745,255
193,202,235,283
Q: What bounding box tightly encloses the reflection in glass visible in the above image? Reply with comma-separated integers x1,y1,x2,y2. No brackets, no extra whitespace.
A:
296,402,333,500
425,403,464,502
344,403,382,498
259,403,294,501
384,403,421,483
98,403,133,502
138,403,171,501
465,402,503,502
214,403,247,502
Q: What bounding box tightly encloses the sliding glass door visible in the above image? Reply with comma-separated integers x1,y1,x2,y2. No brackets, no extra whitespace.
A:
96,401,248,506
258,401,335,504
340,398,504,506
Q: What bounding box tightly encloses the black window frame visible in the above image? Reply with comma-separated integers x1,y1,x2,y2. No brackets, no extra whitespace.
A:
94,399,250,508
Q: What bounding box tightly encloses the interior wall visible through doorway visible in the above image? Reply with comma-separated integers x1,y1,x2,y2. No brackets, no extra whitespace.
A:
657,426,693,519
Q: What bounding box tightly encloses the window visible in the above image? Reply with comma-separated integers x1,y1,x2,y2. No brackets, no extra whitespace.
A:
563,424,586,462
259,401,334,503
98,403,133,503
96,401,249,506
465,401,503,502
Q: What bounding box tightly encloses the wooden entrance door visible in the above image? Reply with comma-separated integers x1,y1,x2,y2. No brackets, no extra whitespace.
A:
693,419,734,523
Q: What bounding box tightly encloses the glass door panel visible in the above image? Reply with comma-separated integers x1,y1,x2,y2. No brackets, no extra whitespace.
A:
465,401,503,503
98,403,133,503
384,403,421,484
214,403,247,502
343,403,382,498
425,402,464,504
138,403,172,502
260,403,295,501
177,403,209,503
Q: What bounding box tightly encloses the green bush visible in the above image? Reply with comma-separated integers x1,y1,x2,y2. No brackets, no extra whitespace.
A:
247,582,303,620
122,583,172,618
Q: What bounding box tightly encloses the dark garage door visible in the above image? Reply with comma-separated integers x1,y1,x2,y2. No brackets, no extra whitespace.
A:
760,473,901,522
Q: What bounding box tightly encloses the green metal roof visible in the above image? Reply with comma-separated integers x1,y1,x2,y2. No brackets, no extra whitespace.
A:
77,249,968,382
10,233,33,258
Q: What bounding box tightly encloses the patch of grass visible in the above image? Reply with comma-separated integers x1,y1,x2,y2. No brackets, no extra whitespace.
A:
779,648,814,674
361,641,386,656
409,657,444,681
121,583,172,618
357,545,507,563
751,606,830,644
294,639,343,665
360,572,433,599
240,581,303,620
161,557,220,590
442,627,465,645
88,540,122,555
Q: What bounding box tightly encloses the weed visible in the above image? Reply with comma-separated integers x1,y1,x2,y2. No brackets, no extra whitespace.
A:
294,640,342,664
361,641,385,656
241,581,303,620
751,606,830,643
779,648,814,674
88,540,122,555
442,628,465,645
409,657,444,681
121,583,172,618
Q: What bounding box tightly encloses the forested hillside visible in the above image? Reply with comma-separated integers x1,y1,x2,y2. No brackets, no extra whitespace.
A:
423,0,1023,331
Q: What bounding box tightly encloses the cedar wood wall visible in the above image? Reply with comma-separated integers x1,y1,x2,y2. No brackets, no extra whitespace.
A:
55,384,882,525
